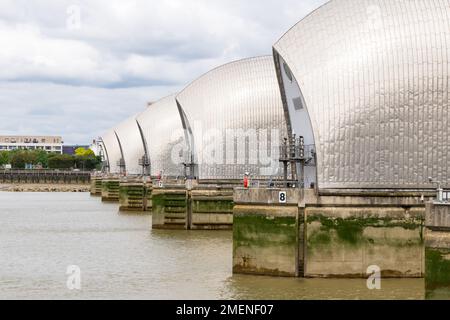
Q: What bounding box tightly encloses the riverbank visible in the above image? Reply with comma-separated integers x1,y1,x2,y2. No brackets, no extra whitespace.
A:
0,183,90,192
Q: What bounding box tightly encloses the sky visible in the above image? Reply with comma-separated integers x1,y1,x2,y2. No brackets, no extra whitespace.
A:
0,0,327,145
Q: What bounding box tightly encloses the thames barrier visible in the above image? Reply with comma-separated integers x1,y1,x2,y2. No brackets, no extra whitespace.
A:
81,0,450,296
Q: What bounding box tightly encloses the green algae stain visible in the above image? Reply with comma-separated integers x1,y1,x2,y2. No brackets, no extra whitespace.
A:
307,215,365,246
234,214,297,249
426,248,450,291
193,200,234,214
152,193,187,215
307,214,424,247
308,231,332,246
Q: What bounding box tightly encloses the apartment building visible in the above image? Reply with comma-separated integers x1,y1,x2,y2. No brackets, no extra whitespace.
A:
0,136,63,154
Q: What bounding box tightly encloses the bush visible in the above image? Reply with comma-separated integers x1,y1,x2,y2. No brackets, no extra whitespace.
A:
35,150,49,168
48,154,75,169
0,151,10,166
74,155,101,170
10,150,39,169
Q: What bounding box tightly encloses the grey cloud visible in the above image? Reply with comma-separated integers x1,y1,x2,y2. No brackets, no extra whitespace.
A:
0,0,327,144
0,82,179,144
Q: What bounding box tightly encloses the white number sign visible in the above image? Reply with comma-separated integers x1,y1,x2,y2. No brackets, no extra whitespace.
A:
279,191,287,204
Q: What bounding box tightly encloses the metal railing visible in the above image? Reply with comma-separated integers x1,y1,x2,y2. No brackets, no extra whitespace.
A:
279,135,316,188
279,136,316,166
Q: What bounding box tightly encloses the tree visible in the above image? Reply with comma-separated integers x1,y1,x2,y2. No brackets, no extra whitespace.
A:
0,151,10,166
75,147,95,157
48,154,75,169
74,147,100,171
35,150,49,168
5,150,50,169
9,150,39,169
75,155,101,170
0,149,100,171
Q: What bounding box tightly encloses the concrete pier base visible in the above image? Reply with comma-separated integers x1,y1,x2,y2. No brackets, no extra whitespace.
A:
119,177,148,212
90,176,103,196
152,182,234,230
101,177,120,202
425,202,450,299
233,189,300,277
233,188,428,279
152,185,188,230
190,185,233,230
304,206,424,278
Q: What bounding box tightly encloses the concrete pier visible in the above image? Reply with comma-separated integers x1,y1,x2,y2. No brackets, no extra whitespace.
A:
233,188,430,278
425,202,450,299
119,177,148,212
101,176,120,202
152,184,188,229
90,176,103,196
190,185,234,230
152,181,234,230
233,189,300,277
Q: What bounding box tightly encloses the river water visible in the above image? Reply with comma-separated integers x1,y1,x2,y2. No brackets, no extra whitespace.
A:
0,193,425,300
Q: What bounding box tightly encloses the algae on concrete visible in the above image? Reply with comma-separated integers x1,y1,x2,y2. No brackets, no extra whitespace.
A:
152,190,188,229
233,206,299,277
305,208,425,278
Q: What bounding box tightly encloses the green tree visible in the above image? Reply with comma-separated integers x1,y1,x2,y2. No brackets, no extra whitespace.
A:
75,147,95,157
73,147,100,171
48,154,75,169
6,150,50,169
0,151,10,166
35,150,49,168
74,155,101,171
9,150,39,169
0,149,100,171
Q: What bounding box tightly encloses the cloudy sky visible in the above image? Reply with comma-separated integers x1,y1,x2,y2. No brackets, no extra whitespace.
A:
0,0,327,145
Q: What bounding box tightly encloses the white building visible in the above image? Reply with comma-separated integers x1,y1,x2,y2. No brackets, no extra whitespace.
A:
0,136,63,154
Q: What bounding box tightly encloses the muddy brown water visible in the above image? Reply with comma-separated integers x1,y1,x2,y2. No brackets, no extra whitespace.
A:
0,192,425,300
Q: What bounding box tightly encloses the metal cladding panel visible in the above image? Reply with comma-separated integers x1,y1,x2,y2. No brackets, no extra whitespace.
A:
114,114,145,175
176,56,288,181
274,0,450,189
101,129,122,174
136,94,185,177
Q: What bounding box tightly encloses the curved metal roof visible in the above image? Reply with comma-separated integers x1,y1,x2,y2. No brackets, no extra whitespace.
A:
273,0,450,189
176,56,288,181
136,94,185,178
100,129,122,174
114,114,145,175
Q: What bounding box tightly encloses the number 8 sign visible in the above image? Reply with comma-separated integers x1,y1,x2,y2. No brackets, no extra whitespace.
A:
279,191,287,204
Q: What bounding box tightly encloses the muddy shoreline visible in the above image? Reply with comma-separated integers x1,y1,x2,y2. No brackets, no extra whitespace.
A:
0,184,90,192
